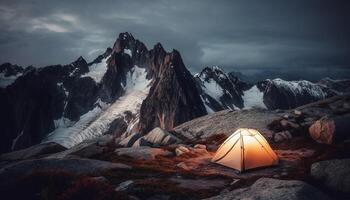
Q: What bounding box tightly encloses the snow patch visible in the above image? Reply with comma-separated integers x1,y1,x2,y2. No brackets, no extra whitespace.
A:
11,130,24,150
124,49,132,57
0,72,22,88
202,79,224,103
82,55,110,83
125,65,151,93
200,96,215,114
243,85,267,109
46,89,149,148
269,78,326,99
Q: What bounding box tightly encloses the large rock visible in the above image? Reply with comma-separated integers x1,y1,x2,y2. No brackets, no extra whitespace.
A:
119,132,142,147
114,146,172,160
0,158,131,188
205,178,329,200
309,115,350,144
0,142,66,161
132,127,181,147
174,109,279,140
311,159,350,193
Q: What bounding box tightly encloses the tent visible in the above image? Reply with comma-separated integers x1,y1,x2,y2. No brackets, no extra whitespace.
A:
212,128,278,172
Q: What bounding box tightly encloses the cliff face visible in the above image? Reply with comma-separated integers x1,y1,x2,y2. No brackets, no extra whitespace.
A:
138,49,207,134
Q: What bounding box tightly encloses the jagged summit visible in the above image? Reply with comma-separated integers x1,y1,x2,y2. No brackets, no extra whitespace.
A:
195,66,244,112
0,32,207,153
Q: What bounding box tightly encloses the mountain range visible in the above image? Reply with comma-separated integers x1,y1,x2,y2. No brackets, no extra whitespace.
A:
1,32,349,153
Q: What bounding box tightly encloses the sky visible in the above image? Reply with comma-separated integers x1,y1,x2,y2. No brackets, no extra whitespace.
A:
0,0,349,77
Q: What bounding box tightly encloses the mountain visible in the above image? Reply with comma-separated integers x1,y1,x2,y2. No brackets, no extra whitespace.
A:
256,78,336,110
0,63,24,88
1,32,349,154
195,67,349,111
0,32,206,153
194,66,245,112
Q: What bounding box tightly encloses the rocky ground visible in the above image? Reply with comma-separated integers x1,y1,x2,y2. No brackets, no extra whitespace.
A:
0,94,349,200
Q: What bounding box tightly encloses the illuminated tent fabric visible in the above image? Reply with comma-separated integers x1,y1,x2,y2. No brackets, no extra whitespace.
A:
212,128,278,172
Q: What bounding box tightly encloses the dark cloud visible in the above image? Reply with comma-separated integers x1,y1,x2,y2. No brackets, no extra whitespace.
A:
0,0,349,76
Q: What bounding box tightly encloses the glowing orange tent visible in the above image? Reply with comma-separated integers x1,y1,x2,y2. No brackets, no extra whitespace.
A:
212,128,278,172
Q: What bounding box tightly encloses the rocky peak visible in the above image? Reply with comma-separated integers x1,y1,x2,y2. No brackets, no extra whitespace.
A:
257,78,334,110
195,66,244,112
88,48,112,66
138,46,207,134
0,63,24,77
70,56,89,74
112,32,135,53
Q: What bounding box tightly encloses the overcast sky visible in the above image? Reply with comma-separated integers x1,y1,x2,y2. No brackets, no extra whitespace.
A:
0,0,349,74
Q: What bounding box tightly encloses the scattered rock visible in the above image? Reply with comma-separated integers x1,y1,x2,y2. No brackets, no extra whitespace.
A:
119,132,142,147
0,142,66,161
132,138,151,148
175,146,190,156
115,180,134,191
207,144,218,152
177,162,192,171
280,119,299,129
205,178,329,200
137,127,181,147
273,131,292,143
276,148,315,162
309,114,350,144
311,159,350,193
192,148,209,155
294,110,302,115
115,147,172,160
194,144,207,149
230,179,240,186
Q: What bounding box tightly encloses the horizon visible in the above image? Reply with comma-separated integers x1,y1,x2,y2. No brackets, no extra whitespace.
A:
1,0,350,80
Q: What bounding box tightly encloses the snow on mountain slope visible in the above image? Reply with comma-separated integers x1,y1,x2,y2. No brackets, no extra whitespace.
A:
242,85,266,109
267,78,327,98
81,55,110,83
202,79,224,102
45,64,151,148
195,66,244,112
125,65,150,92
0,72,22,88
257,78,332,110
47,89,149,148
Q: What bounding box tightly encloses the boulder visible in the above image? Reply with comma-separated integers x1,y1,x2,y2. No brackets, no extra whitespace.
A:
119,132,142,147
309,115,350,144
273,131,292,143
176,162,192,171
114,147,172,160
132,138,151,147
194,144,207,149
205,178,329,200
136,127,181,147
175,146,190,156
311,159,350,193
0,142,66,161
115,180,134,191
